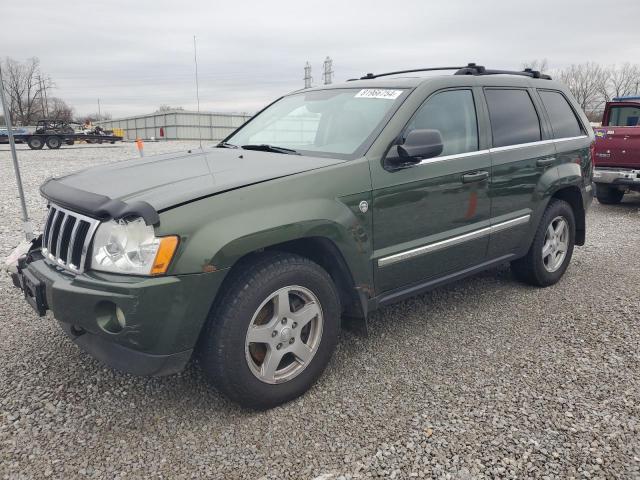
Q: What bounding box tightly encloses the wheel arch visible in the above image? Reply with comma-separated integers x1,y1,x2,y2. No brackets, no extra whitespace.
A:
215,235,370,322
548,185,586,245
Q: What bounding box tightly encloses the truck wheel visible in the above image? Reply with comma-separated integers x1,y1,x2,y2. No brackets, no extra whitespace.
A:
27,136,44,150
199,252,340,410
595,184,624,204
45,136,62,149
511,199,575,287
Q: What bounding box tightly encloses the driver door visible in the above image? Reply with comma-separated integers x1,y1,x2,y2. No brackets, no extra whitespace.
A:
370,88,491,294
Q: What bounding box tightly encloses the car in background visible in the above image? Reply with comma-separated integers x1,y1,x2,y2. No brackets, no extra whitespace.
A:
593,97,640,203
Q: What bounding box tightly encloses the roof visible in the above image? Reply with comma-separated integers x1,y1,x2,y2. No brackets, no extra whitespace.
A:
298,73,558,94
612,96,640,102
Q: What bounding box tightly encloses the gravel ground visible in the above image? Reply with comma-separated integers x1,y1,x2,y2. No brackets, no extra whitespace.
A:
1,142,639,479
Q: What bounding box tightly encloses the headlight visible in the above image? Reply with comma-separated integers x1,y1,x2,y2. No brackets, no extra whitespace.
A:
91,217,178,275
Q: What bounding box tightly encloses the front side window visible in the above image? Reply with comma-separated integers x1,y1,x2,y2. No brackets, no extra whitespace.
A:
538,90,584,138
404,89,479,157
225,88,407,158
607,105,640,127
485,89,541,148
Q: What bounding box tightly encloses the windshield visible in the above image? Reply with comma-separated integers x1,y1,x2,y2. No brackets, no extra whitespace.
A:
224,88,407,158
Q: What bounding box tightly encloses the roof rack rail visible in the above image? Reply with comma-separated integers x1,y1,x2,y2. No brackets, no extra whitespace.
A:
349,63,552,81
348,66,468,81
454,63,552,80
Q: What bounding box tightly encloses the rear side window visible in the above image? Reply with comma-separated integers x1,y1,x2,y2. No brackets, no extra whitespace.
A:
538,90,584,138
405,89,479,157
485,89,541,148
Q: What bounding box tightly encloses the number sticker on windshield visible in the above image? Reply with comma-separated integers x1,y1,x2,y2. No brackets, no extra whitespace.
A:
355,89,403,100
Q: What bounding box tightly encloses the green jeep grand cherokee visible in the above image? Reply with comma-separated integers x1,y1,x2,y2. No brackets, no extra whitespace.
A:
8,64,594,409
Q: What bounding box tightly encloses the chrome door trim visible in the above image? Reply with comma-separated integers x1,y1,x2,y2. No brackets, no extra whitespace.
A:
417,148,490,166
410,135,588,168
377,214,530,267
489,135,589,154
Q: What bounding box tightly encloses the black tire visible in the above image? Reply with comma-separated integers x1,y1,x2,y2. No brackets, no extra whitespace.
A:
199,252,340,410
595,184,624,204
45,136,62,149
27,136,44,150
511,199,576,287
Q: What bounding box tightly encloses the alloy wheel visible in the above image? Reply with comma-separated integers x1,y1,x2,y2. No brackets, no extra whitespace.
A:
542,216,569,272
244,285,323,384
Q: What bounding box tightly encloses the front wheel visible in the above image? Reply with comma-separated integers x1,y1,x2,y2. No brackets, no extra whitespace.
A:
511,199,576,287
199,252,340,409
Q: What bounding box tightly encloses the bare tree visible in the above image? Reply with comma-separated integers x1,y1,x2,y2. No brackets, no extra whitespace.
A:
48,97,74,122
1,57,53,125
78,112,112,124
600,63,640,101
559,63,608,115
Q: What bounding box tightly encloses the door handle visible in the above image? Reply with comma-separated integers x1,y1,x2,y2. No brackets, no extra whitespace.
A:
536,157,555,167
461,171,489,183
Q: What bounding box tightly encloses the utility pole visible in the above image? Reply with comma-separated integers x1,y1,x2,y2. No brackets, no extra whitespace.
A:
323,56,334,85
38,75,47,117
0,62,33,241
97,98,101,119
304,62,313,89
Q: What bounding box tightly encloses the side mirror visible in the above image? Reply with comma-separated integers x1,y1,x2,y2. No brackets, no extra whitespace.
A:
385,129,444,169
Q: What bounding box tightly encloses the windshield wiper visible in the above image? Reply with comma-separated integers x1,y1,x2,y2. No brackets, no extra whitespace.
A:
241,144,300,155
216,141,239,149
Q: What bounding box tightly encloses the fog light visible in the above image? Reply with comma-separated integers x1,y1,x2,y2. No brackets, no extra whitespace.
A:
95,301,126,334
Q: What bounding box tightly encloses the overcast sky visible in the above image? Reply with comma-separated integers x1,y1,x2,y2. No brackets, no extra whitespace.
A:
4,0,639,118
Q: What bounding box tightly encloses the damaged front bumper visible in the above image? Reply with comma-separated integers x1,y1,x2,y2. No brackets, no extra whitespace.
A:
6,241,227,376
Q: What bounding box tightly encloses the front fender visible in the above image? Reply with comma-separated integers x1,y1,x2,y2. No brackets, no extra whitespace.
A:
155,161,374,289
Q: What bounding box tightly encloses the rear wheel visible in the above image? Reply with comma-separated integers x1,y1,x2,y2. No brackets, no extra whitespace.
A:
45,136,62,149
27,136,44,150
511,199,576,287
595,184,624,204
199,252,340,410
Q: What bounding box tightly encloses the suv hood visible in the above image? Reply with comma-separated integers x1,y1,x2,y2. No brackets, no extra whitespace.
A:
45,148,344,212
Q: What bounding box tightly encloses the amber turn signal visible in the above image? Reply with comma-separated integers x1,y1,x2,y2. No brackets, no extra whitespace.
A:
151,236,179,275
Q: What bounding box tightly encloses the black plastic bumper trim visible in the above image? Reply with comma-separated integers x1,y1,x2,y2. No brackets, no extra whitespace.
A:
59,322,192,376
40,178,159,226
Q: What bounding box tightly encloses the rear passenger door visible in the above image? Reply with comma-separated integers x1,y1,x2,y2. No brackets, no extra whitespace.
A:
484,88,555,259
536,89,589,181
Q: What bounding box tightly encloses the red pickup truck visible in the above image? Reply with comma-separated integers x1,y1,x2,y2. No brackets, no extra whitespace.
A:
593,97,640,204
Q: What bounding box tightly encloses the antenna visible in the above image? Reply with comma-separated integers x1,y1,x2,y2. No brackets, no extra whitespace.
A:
193,35,202,148
323,56,333,85
304,62,313,89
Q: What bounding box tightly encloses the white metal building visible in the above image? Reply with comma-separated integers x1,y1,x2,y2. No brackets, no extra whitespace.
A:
97,110,252,141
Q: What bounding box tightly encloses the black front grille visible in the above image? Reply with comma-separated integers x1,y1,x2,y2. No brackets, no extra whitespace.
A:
41,204,100,273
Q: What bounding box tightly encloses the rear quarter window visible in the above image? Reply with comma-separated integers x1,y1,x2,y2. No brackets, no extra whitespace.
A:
485,89,541,148
538,90,584,138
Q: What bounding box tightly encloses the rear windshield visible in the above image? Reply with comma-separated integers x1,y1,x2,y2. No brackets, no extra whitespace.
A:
608,105,640,127
225,88,408,159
